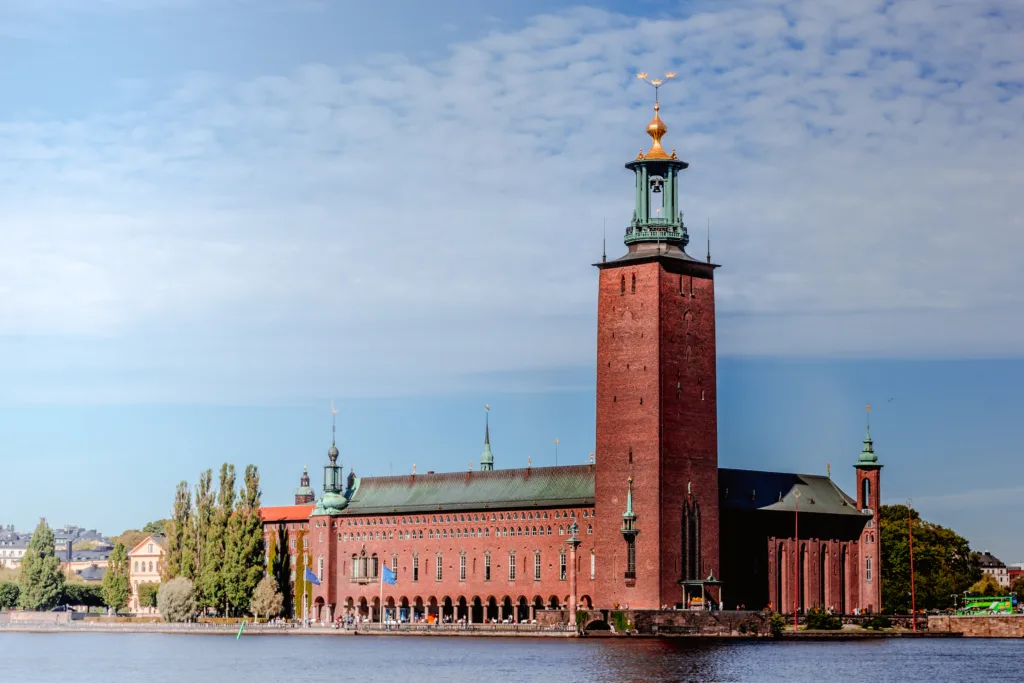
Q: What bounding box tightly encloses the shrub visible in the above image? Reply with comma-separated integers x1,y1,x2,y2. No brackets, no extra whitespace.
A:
137,582,160,609
861,615,892,630
804,607,842,631
610,610,629,632
769,611,787,637
0,582,19,610
157,577,195,623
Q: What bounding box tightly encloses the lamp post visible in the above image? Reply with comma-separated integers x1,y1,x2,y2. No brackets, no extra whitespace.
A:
907,499,917,632
951,594,958,613
793,489,800,630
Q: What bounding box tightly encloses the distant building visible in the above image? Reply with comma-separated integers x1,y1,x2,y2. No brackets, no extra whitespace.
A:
0,530,30,569
64,548,112,578
128,535,166,614
979,551,1010,587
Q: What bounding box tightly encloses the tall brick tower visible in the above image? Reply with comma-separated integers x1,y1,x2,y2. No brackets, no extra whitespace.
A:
854,407,883,613
593,82,720,610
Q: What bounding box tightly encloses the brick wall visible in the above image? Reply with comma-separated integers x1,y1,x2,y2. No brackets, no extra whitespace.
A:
929,615,1024,637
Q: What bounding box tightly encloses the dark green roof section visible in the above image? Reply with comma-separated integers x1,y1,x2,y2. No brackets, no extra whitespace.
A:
719,468,866,517
341,465,596,515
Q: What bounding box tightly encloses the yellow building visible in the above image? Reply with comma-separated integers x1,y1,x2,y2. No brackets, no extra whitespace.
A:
128,535,165,614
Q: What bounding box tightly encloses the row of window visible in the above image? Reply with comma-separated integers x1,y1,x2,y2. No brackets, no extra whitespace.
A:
133,561,157,573
337,549,598,583
337,524,593,543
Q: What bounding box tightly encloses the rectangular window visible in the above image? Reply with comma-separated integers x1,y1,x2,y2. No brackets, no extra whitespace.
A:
484,554,491,581
413,555,419,582
460,555,466,582
290,539,296,550
534,552,541,581
392,554,398,575
436,554,443,582
590,550,595,580
559,551,567,581
866,557,873,583
625,539,636,580
509,553,516,581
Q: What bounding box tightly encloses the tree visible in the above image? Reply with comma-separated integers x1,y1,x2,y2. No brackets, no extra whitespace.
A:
880,505,980,613
0,582,19,610
201,464,235,615
142,520,169,535
137,582,160,609
163,481,194,581
226,465,265,615
102,542,131,614
191,469,215,607
1010,575,1024,598
969,573,1005,596
293,528,310,620
18,519,65,611
112,530,147,552
157,577,195,623
250,575,283,619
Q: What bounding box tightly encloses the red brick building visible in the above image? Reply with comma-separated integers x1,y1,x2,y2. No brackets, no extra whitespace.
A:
262,98,883,621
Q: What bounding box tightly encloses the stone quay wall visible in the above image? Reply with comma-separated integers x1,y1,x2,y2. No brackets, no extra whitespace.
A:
928,615,1024,638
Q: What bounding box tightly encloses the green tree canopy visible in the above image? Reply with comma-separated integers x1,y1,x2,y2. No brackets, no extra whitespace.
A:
18,519,65,611
0,582,19,610
163,481,194,582
226,464,265,615
142,520,169,535
880,505,980,613
969,573,1006,596
102,542,131,614
137,582,160,609
1010,575,1024,597
112,530,147,552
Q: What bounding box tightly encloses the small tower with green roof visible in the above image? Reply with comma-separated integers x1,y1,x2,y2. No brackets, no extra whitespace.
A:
854,405,883,613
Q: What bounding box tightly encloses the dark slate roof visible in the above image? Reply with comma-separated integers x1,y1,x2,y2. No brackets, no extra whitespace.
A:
978,551,1005,568
77,565,107,582
342,465,596,515
719,468,866,518
69,550,111,562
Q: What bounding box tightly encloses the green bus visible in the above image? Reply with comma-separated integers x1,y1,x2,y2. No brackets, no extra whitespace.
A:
958,596,1016,615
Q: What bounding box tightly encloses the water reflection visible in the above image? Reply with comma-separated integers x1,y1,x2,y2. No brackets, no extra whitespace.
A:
2,632,1022,683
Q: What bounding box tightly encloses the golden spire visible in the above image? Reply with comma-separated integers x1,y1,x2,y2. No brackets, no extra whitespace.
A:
636,71,676,160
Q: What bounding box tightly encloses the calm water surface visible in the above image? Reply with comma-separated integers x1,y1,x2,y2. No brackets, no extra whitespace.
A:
3,633,1022,682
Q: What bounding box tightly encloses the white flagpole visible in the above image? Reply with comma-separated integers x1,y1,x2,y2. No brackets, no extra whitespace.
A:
379,570,384,624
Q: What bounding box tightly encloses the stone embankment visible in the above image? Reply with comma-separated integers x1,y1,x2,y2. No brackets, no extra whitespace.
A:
928,615,1024,638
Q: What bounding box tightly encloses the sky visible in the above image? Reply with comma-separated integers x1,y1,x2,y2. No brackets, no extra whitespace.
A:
1,1,1022,560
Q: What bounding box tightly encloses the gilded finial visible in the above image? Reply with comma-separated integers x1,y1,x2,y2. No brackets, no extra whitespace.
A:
636,71,676,160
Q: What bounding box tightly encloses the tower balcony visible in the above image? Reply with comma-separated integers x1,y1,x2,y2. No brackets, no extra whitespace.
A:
624,220,689,247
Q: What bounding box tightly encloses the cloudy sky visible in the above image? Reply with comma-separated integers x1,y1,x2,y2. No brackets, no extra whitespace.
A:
2,0,1023,561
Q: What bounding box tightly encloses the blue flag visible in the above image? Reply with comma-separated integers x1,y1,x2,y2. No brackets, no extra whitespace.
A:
382,565,397,585
305,567,321,586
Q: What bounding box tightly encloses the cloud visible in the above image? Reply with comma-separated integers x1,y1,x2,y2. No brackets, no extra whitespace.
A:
1,0,1024,401
905,485,1024,511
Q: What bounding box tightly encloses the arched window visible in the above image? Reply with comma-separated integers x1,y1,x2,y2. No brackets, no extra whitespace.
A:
559,526,564,536
620,275,626,294
351,554,358,578
547,526,552,535
631,273,636,293
133,561,138,572
865,556,873,583
587,524,593,535
484,552,491,581
371,554,379,578
862,479,871,509
559,550,567,581
436,553,443,581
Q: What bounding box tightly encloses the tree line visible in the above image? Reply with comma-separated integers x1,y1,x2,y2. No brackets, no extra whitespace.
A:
161,463,269,617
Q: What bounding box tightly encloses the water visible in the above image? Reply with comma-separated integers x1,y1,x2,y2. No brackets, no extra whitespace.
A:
2,633,1022,682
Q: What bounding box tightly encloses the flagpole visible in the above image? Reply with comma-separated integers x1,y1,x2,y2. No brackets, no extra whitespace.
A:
379,569,384,624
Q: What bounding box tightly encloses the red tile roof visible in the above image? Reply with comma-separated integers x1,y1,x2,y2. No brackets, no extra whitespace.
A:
260,504,314,523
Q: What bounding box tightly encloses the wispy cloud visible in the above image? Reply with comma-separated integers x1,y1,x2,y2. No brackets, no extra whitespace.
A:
1,0,1023,401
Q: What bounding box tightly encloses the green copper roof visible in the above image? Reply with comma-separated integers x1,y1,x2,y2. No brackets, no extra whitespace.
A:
338,465,595,515
622,477,635,520
480,421,494,471
718,468,866,517
856,424,882,467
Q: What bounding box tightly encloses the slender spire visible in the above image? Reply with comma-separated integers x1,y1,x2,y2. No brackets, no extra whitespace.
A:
328,400,339,463
622,476,636,520
706,218,711,264
602,218,607,263
480,404,494,471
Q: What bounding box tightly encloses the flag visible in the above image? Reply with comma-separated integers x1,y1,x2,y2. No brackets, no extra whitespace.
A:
382,565,397,585
305,567,321,586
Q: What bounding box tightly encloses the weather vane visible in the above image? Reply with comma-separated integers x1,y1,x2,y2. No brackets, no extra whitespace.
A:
636,71,677,103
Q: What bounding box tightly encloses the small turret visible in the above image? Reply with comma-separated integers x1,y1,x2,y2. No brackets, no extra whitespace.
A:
294,465,315,505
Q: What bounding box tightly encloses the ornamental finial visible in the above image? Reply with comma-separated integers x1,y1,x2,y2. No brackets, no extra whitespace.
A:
636,71,676,160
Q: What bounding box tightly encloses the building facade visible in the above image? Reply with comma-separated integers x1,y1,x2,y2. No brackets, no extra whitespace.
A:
263,99,882,620
128,535,166,614
979,551,1010,587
